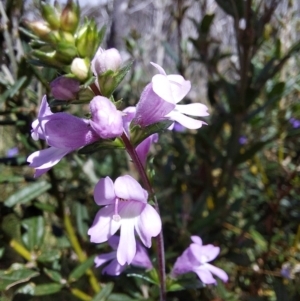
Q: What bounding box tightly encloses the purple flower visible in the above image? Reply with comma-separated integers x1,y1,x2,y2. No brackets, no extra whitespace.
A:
289,118,300,129
6,147,19,157
88,175,161,265
89,96,123,139
91,47,122,76
94,235,153,276
50,76,80,101
134,63,209,129
171,236,228,285
27,96,99,177
239,136,248,145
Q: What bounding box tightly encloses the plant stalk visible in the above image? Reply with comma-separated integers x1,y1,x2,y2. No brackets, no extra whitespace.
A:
121,132,166,301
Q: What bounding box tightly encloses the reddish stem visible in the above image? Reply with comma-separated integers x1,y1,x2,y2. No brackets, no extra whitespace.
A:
121,133,166,301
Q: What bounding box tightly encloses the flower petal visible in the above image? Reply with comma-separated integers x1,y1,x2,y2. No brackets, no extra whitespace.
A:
27,147,70,170
114,175,147,203
38,95,52,118
122,106,136,137
167,111,205,129
102,259,126,276
108,235,120,250
88,206,120,243
131,242,153,269
135,204,161,247
152,74,174,103
150,62,167,75
94,252,116,268
134,83,175,127
90,96,123,139
135,134,158,166
171,248,194,276
205,263,228,282
190,244,220,263
117,217,136,265
94,177,116,206
175,103,209,117
194,265,216,284
44,113,98,149
166,75,191,103
191,235,203,246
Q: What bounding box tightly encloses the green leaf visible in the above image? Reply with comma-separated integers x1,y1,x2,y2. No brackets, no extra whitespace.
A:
126,273,156,285
4,180,52,207
75,201,89,240
249,228,267,252
33,201,56,212
200,14,215,34
17,283,63,296
107,294,136,301
0,267,39,290
91,282,114,301
43,268,64,283
130,120,173,146
78,138,124,155
68,255,96,283
37,249,61,263
0,76,27,103
21,216,45,251
215,0,244,19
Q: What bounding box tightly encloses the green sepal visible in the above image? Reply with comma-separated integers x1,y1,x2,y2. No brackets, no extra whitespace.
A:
130,120,173,146
40,2,61,30
78,138,124,155
97,61,133,98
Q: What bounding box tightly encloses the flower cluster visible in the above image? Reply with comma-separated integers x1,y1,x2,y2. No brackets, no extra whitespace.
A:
26,45,228,289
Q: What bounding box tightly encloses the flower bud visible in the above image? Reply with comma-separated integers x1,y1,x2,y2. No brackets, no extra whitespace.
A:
55,42,77,63
89,96,123,139
40,2,60,30
70,58,90,81
25,21,60,43
60,0,80,33
91,48,122,76
76,20,99,58
50,76,80,100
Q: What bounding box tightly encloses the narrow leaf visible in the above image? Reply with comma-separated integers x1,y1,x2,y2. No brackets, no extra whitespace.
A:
4,181,51,207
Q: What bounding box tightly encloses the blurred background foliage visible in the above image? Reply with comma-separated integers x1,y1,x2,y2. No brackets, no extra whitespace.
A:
0,0,300,300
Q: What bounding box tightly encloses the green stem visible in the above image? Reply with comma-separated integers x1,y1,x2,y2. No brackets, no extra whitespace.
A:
70,288,92,301
121,133,166,301
9,239,32,261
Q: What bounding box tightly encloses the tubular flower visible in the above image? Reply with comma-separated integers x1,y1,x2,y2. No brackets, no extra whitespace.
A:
134,63,209,129
27,96,99,177
88,175,161,265
171,236,228,285
94,235,153,276
89,96,123,139
91,47,122,76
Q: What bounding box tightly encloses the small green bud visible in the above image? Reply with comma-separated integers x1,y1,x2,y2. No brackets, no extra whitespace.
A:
60,0,80,33
25,20,60,43
40,2,60,29
73,87,95,104
97,70,115,98
55,42,78,63
75,20,99,58
70,57,90,81
32,49,62,68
